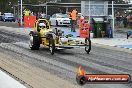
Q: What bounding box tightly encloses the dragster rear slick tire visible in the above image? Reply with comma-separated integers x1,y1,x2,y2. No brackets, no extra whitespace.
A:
85,38,91,54
29,31,40,50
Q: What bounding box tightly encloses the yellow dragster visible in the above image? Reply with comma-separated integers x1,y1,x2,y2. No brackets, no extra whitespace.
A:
29,19,91,55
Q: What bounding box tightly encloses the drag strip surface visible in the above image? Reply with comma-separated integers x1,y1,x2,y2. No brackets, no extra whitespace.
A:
0,25,132,88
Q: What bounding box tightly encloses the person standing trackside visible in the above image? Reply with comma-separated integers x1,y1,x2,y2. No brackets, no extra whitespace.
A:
123,16,128,28
69,8,78,32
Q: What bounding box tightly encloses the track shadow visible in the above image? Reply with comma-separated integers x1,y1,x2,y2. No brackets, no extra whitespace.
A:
39,47,74,55
55,49,74,55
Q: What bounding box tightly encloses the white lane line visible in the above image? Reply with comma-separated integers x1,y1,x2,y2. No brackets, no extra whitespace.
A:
0,70,26,88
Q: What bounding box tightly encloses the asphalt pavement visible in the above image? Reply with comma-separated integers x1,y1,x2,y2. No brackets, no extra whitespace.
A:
0,21,132,88
0,21,18,28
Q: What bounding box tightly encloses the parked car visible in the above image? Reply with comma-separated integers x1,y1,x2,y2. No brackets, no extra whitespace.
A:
2,13,15,22
0,15,2,21
50,13,71,26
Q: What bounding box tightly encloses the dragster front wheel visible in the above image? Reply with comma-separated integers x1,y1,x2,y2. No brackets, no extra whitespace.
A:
85,38,91,54
49,38,55,55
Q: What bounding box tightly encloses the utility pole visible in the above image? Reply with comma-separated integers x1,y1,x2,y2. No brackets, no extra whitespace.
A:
20,0,23,26
46,2,47,15
89,0,91,23
18,0,19,18
112,1,114,37
14,6,16,17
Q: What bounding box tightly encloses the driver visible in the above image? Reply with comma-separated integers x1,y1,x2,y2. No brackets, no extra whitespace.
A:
39,23,46,30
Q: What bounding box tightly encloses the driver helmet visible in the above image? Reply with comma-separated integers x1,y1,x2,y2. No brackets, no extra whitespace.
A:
39,23,46,29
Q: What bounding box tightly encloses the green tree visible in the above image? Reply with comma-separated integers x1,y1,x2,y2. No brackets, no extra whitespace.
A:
61,0,81,3
0,0,18,13
114,0,128,4
0,0,129,13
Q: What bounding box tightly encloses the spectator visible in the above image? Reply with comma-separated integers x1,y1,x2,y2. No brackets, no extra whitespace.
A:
41,12,46,18
31,12,34,16
69,8,78,32
116,16,120,27
123,16,128,28
37,12,40,19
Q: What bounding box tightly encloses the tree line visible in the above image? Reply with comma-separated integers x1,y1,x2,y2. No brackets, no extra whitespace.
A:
0,0,128,13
